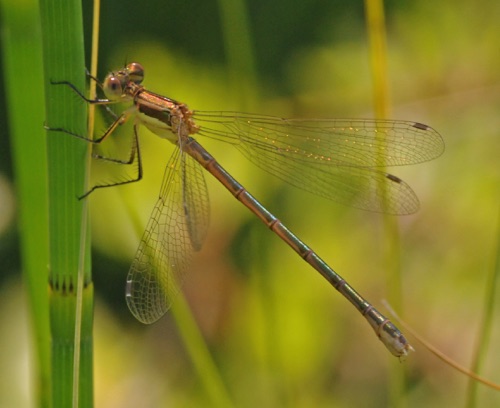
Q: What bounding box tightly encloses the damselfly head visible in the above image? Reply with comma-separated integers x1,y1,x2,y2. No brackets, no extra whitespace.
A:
103,72,127,100
126,62,144,85
103,62,144,101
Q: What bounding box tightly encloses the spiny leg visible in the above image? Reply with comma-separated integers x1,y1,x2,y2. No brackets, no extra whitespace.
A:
47,80,143,198
79,125,143,199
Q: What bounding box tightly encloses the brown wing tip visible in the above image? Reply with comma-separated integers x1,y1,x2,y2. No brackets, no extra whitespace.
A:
412,122,430,131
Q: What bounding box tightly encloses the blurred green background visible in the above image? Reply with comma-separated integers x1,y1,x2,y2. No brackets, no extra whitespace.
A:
1,0,500,406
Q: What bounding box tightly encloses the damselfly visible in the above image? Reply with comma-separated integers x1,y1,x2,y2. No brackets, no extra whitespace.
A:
50,62,444,358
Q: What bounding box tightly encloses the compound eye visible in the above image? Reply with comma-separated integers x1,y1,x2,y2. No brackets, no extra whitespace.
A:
103,75,123,100
127,62,144,84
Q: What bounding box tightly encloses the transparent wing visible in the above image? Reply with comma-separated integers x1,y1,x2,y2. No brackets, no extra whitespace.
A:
183,148,210,250
193,112,444,214
126,148,209,324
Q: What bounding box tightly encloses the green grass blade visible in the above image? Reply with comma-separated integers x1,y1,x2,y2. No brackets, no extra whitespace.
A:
0,0,50,406
216,0,258,110
173,294,235,408
465,206,500,407
39,0,93,406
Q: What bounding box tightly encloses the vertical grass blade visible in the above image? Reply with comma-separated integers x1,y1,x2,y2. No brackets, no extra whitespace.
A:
0,0,50,406
465,207,500,407
364,0,408,405
39,0,93,406
216,0,258,109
